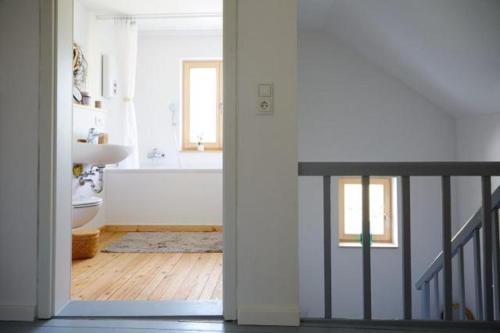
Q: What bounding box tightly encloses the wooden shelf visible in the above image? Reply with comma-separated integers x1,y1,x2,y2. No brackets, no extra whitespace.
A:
73,103,106,112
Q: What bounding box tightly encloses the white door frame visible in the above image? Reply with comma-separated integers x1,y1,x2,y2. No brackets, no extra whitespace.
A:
222,0,238,321
37,0,238,320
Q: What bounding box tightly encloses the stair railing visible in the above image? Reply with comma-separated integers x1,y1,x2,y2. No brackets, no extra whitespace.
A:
415,185,500,321
298,162,500,322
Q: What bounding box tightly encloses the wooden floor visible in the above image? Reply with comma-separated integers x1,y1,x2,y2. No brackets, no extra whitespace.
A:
71,231,223,301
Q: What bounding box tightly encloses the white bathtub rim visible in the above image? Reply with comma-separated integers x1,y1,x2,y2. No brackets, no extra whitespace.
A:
105,167,222,174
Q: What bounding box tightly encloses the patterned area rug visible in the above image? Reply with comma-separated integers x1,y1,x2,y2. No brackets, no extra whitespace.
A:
102,232,223,253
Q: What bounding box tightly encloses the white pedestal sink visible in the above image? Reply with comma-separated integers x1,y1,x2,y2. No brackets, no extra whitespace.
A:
73,143,133,165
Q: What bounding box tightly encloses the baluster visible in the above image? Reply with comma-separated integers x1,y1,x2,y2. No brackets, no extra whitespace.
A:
422,280,430,320
434,274,440,319
441,176,453,320
401,176,412,319
362,175,372,320
492,208,500,320
481,176,493,321
323,176,332,319
458,246,466,320
473,228,484,320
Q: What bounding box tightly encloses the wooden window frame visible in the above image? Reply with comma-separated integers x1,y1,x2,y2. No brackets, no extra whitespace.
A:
182,60,223,151
338,176,393,244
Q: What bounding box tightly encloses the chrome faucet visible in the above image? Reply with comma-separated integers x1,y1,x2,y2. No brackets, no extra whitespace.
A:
78,170,95,186
147,148,166,160
86,128,102,144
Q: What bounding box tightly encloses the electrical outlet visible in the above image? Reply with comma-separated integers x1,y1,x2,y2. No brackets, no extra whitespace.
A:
257,97,273,114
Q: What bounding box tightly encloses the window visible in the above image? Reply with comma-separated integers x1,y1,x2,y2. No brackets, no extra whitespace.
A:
182,60,223,150
338,177,394,245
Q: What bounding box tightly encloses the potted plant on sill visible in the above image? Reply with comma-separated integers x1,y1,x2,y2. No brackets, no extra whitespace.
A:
196,134,205,152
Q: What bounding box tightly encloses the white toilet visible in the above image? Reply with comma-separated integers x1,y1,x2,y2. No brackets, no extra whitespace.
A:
72,196,103,229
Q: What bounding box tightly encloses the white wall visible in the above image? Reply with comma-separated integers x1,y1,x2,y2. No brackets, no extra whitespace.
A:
73,0,126,145
73,0,91,64
311,0,500,117
0,0,39,321
235,0,299,326
298,32,457,319
454,113,500,316
456,113,500,222
135,33,222,169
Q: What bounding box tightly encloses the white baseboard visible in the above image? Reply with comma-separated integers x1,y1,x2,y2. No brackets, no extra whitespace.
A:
237,304,300,326
0,305,35,321
57,300,222,317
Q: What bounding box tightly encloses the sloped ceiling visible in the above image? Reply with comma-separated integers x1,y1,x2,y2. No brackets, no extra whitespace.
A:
300,0,500,116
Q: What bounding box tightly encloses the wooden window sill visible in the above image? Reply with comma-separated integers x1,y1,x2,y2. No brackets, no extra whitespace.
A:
338,242,398,249
180,149,223,153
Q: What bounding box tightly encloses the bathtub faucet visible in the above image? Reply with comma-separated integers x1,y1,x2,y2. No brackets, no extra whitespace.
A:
147,148,166,160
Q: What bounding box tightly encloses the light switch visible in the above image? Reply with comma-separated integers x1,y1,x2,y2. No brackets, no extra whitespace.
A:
258,84,273,97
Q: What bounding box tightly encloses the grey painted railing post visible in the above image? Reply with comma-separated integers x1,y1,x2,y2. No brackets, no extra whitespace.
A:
401,176,412,319
482,176,494,321
473,229,484,320
458,246,466,320
323,176,332,319
422,280,430,319
441,176,453,320
362,175,372,320
433,274,440,319
492,209,500,320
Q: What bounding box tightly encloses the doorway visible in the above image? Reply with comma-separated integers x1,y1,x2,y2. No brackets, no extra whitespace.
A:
37,0,237,319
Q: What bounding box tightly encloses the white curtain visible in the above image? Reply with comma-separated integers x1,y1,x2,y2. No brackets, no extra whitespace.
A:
116,19,140,168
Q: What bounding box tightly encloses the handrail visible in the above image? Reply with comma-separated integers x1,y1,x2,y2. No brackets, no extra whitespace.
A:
415,185,500,290
299,161,500,176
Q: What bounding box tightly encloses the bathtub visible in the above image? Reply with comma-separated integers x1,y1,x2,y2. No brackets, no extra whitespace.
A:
102,168,222,226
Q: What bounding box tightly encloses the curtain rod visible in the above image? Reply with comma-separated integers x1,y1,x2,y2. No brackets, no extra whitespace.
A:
96,12,222,20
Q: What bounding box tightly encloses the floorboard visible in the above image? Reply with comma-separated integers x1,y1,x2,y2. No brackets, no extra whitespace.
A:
71,231,223,301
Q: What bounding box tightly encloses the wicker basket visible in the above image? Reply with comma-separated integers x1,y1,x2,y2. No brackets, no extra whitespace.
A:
72,229,100,259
